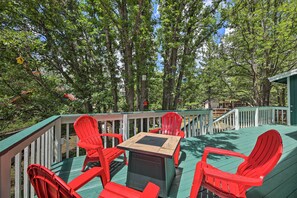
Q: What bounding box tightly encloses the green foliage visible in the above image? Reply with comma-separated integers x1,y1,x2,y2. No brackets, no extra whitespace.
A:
0,0,157,133
149,72,163,110
220,0,297,105
1,0,297,134
192,0,297,107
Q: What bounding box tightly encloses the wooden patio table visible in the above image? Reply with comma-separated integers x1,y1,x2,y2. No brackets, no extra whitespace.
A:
117,132,181,198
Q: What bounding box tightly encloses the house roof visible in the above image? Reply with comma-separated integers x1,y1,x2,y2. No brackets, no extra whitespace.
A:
269,69,297,84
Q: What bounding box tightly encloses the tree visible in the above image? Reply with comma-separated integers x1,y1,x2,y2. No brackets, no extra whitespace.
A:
197,41,230,107
0,27,65,132
158,0,225,109
97,0,156,111
222,0,297,106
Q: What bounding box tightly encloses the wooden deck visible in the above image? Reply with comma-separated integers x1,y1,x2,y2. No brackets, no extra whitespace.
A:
51,125,297,198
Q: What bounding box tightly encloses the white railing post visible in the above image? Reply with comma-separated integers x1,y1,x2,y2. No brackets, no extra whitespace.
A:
235,109,240,130
0,155,11,198
255,107,259,127
199,114,203,135
54,118,62,163
272,108,275,124
208,110,213,134
15,153,21,198
287,108,290,126
123,114,129,141
65,124,70,158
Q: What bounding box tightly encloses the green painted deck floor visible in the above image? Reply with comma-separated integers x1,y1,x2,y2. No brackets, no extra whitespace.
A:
51,125,297,198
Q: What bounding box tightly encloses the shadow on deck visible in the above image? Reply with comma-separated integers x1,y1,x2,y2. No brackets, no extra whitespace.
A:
51,125,297,198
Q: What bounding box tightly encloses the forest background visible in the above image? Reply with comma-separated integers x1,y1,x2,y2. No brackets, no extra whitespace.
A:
1,0,297,135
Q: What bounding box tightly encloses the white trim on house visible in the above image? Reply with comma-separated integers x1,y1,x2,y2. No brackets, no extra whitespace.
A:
287,76,291,125
269,69,297,83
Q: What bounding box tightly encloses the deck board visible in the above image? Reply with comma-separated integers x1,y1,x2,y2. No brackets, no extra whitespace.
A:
51,125,297,198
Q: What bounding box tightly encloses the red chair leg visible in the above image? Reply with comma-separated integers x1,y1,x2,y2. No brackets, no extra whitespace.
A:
174,144,180,167
82,157,89,172
105,167,110,182
124,152,128,165
190,161,205,198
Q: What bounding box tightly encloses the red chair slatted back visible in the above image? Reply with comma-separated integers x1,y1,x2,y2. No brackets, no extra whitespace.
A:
27,164,80,198
74,115,103,146
237,129,283,179
161,112,182,136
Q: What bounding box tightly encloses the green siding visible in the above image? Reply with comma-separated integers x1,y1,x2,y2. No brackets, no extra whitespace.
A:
290,75,297,125
52,125,297,198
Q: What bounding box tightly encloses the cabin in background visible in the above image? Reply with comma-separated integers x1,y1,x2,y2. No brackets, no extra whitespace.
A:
269,69,297,125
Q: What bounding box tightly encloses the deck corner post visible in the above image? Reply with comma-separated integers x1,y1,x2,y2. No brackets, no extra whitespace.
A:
235,109,240,130
271,108,275,124
208,110,214,134
0,155,11,198
123,114,129,141
54,117,62,163
255,107,259,127
287,107,290,126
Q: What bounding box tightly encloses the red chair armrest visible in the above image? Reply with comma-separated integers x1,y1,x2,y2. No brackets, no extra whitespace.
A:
77,141,101,150
100,133,123,143
140,182,160,198
203,167,263,186
68,167,107,190
149,128,161,133
178,131,185,138
202,147,247,162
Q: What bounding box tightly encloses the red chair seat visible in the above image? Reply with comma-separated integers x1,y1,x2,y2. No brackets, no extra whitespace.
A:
85,148,125,171
103,148,125,162
87,147,124,162
100,182,144,198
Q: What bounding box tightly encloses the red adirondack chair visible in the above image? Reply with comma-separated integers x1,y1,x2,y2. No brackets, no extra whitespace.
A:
150,112,185,167
27,164,160,198
74,115,127,182
190,129,283,198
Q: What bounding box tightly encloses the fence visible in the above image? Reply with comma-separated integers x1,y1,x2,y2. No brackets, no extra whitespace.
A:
213,107,288,133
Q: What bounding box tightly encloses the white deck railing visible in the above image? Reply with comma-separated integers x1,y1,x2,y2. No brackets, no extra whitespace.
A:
213,107,288,133
0,116,61,198
213,109,238,132
0,110,212,198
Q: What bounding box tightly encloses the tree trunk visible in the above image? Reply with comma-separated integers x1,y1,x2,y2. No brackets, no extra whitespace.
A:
123,43,134,111
262,79,271,106
136,67,143,111
162,47,178,110
173,30,191,109
105,26,119,112
119,0,135,111
136,71,148,111
85,98,93,113
162,53,170,110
